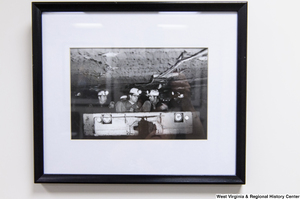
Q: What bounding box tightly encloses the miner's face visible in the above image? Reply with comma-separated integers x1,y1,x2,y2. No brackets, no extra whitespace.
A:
98,95,107,105
129,94,139,103
149,95,157,103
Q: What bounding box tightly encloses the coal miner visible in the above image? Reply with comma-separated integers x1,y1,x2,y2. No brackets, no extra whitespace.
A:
96,90,115,111
142,89,168,112
115,88,142,112
98,90,109,106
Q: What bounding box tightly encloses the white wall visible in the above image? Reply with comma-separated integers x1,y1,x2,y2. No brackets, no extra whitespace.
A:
1,0,300,198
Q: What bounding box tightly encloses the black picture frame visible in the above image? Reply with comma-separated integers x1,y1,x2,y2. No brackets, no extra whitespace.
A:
32,1,247,184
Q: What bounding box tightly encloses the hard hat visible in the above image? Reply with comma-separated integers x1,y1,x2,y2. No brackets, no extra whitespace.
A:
147,89,159,96
129,88,142,95
98,90,109,96
120,95,127,100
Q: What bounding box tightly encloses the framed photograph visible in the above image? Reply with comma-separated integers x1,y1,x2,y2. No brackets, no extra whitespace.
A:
33,2,247,184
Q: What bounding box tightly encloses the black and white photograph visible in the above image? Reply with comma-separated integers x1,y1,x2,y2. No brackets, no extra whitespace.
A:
71,48,208,139
28,1,248,185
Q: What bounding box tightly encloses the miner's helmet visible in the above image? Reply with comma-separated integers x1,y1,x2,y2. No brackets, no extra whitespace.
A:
98,90,109,96
146,89,159,96
129,88,142,96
